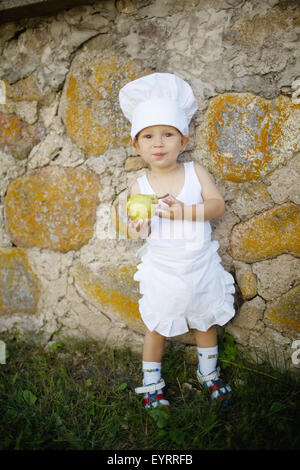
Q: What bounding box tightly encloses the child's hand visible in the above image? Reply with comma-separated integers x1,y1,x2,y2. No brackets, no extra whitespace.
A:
128,218,151,239
156,194,185,220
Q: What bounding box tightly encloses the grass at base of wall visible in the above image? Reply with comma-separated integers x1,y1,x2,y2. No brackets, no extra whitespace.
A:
0,332,299,450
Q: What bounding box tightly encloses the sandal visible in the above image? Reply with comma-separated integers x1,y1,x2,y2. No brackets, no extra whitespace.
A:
197,366,233,407
135,378,171,409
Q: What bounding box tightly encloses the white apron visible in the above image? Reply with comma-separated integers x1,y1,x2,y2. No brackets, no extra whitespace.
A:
133,162,235,337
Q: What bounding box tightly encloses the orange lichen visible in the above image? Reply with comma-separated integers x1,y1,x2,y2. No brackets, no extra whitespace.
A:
1,116,21,137
264,285,300,333
0,248,40,315
4,75,46,103
203,93,299,182
230,203,300,263
74,263,142,326
269,96,300,151
238,269,257,299
5,167,99,252
63,55,151,155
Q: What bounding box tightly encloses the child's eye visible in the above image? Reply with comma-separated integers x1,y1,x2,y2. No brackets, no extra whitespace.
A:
165,133,173,137
142,134,152,139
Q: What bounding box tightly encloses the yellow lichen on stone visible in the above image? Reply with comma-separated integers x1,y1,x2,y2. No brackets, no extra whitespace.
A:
269,96,300,153
264,285,300,336
229,203,300,263
5,166,100,252
237,268,257,300
62,54,151,155
73,263,143,330
0,248,40,315
3,75,46,103
0,111,44,159
2,115,21,136
196,93,299,182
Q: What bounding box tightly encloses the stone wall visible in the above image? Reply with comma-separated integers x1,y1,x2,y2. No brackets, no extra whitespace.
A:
0,0,299,366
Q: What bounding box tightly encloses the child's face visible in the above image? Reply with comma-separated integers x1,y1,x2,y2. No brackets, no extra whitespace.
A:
132,125,189,170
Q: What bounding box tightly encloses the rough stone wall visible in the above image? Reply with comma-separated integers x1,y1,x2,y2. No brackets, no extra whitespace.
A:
0,0,299,365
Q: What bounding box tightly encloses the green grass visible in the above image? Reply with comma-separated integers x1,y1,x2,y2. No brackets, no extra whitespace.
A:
0,332,299,450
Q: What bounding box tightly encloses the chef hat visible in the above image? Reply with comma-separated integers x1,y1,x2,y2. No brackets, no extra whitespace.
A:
119,72,198,139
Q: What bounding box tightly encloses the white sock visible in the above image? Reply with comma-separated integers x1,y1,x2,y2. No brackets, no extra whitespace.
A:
197,346,218,378
142,361,161,386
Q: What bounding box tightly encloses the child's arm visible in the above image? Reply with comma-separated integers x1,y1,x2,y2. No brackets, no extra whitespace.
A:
157,163,225,222
192,162,225,221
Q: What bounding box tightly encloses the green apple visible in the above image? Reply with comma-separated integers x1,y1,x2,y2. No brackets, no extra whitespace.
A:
126,194,158,221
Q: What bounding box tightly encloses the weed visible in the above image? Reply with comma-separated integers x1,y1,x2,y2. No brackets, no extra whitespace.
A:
0,332,299,450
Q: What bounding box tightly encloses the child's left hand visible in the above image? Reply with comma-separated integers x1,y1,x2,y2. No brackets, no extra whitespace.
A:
156,194,185,220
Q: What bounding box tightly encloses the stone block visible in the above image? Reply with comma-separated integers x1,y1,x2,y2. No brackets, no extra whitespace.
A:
264,285,300,338
60,48,151,155
229,203,300,263
230,296,265,331
72,262,145,333
0,111,45,159
233,261,257,299
0,248,40,315
225,323,250,347
265,153,300,205
252,255,300,301
196,94,299,182
3,75,49,104
125,156,149,172
248,328,292,370
5,166,99,252
229,182,273,221
116,0,137,14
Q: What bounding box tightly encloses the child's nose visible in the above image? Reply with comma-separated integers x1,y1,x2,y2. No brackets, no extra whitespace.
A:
153,136,163,146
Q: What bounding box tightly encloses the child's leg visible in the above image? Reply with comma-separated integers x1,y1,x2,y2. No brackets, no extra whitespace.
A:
194,326,232,406
195,326,218,376
135,329,170,409
142,329,166,385
194,325,217,347
143,329,166,362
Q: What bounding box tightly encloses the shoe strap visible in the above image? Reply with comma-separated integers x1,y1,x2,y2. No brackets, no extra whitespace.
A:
135,378,165,395
197,366,220,384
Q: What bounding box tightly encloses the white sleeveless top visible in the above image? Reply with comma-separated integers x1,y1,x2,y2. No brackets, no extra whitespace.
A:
137,161,212,249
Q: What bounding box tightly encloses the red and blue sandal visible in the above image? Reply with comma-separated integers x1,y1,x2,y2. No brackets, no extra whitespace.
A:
135,378,171,409
197,366,233,407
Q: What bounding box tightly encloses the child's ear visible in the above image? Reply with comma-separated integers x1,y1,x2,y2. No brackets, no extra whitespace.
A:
181,135,190,150
132,138,139,152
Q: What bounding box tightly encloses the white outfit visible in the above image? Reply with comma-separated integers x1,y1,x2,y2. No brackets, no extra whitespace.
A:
133,161,235,337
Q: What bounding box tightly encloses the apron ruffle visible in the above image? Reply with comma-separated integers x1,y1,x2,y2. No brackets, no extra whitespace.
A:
134,240,235,337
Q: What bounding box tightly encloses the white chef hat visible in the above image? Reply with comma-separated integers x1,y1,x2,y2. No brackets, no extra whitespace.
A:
119,72,198,139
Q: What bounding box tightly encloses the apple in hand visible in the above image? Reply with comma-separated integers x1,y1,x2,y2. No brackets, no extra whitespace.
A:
126,194,158,221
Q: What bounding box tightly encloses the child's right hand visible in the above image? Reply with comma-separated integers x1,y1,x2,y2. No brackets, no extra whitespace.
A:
128,218,151,239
